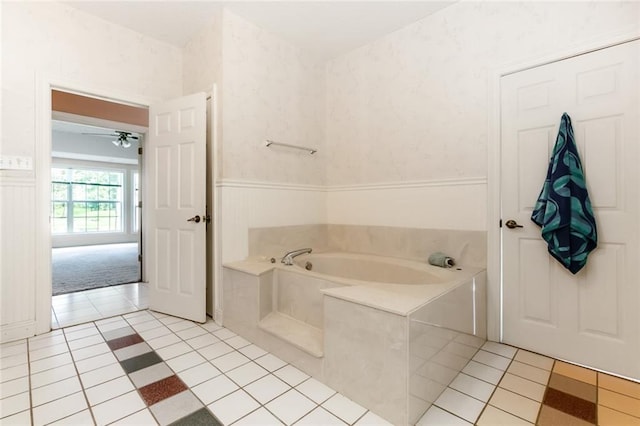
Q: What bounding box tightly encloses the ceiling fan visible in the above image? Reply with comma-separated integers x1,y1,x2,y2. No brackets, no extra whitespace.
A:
82,130,139,148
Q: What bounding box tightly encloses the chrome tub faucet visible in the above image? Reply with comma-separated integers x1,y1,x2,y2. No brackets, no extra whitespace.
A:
281,248,312,265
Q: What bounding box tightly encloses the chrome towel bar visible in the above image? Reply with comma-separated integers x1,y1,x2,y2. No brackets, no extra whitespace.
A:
265,139,317,155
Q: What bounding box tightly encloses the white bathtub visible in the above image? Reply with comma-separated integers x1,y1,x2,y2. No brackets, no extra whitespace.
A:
293,252,456,285
223,251,487,425
288,252,480,315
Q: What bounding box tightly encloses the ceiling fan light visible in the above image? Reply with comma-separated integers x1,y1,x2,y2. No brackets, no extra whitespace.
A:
112,139,120,147
122,140,132,148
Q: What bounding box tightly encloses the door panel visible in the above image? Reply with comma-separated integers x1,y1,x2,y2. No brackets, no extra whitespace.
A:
579,116,621,209
501,41,639,378
577,243,622,338
147,93,206,323
519,239,554,325
517,127,555,210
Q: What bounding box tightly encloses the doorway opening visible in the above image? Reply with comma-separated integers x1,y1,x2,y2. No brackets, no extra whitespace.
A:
50,90,150,328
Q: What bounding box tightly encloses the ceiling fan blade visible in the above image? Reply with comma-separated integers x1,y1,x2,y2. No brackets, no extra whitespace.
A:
82,133,118,137
81,131,138,145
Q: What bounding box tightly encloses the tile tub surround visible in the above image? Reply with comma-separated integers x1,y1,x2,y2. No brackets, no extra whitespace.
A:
248,224,486,268
222,265,327,380
248,224,330,260
223,258,486,425
327,225,487,268
323,271,486,425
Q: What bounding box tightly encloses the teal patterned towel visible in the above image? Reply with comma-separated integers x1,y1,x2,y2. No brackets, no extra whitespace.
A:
531,113,597,274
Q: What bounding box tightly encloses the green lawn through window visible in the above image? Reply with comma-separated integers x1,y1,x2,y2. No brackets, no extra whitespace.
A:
51,167,123,234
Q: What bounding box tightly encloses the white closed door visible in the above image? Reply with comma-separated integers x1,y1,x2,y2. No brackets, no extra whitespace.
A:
146,93,207,323
501,40,639,379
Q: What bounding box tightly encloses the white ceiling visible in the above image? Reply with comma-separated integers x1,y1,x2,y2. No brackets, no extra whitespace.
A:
52,120,117,135
52,120,137,137
52,120,140,162
63,1,456,60
53,1,457,158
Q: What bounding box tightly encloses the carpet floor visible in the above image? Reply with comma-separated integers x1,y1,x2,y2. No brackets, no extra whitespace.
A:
52,243,140,295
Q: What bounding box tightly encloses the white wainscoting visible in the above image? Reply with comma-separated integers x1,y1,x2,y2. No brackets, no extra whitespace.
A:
217,180,328,264
216,177,487,265
327,178,488,231
1,179,38,342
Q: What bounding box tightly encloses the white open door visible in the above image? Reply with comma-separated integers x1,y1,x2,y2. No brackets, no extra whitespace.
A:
500,41,639,378
146,93,207,323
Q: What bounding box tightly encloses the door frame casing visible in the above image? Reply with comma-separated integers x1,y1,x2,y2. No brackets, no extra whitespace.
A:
35,74,156,334
486,27,640,343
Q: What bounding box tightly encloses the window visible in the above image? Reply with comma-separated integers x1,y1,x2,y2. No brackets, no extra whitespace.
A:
51,168,124,234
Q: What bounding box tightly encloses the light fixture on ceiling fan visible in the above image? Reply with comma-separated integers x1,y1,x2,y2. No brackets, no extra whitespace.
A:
82,130,139,148
111,132,136,148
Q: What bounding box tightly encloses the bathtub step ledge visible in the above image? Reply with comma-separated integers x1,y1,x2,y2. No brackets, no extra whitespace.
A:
258,312,324,358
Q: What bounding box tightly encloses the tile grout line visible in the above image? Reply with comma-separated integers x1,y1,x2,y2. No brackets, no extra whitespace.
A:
163,318,262,423
594,373,640,422
192,324,270,423
429,344,495,424
130,314,231,424
25,315,640,426
196,325,293,425
108,315,164,426
496,352,550,425
51,284,149,330
533,359,556,425
10,322,639,426
588,375,600,424
73,317,141,425
17,315,422,424
397,338,490,423
27,337,34,426
85,296,106,321
21,320,176,424
459,344,551,425
61,321,99,425
50,307,60,330
135,315,370,425
471,346,514,425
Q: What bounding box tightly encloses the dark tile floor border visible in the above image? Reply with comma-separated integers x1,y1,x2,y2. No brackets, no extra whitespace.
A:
543,387,597,424
99,328,223,425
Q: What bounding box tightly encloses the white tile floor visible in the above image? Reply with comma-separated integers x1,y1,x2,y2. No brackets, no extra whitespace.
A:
0,312,395,425
51,283,149,329
2,293,570,425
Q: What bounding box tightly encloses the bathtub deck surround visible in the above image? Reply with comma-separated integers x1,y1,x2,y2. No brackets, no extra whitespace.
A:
222,264,326,379
222,252,486,425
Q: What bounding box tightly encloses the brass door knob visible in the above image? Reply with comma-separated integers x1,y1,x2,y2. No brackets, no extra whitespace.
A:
505,219,523,229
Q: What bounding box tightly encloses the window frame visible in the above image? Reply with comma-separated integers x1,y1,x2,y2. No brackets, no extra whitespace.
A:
51,166,126,234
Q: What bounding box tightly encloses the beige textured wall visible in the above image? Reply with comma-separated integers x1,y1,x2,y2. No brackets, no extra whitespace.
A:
324,1,639,185
221,10,326,185
1,2,183,337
